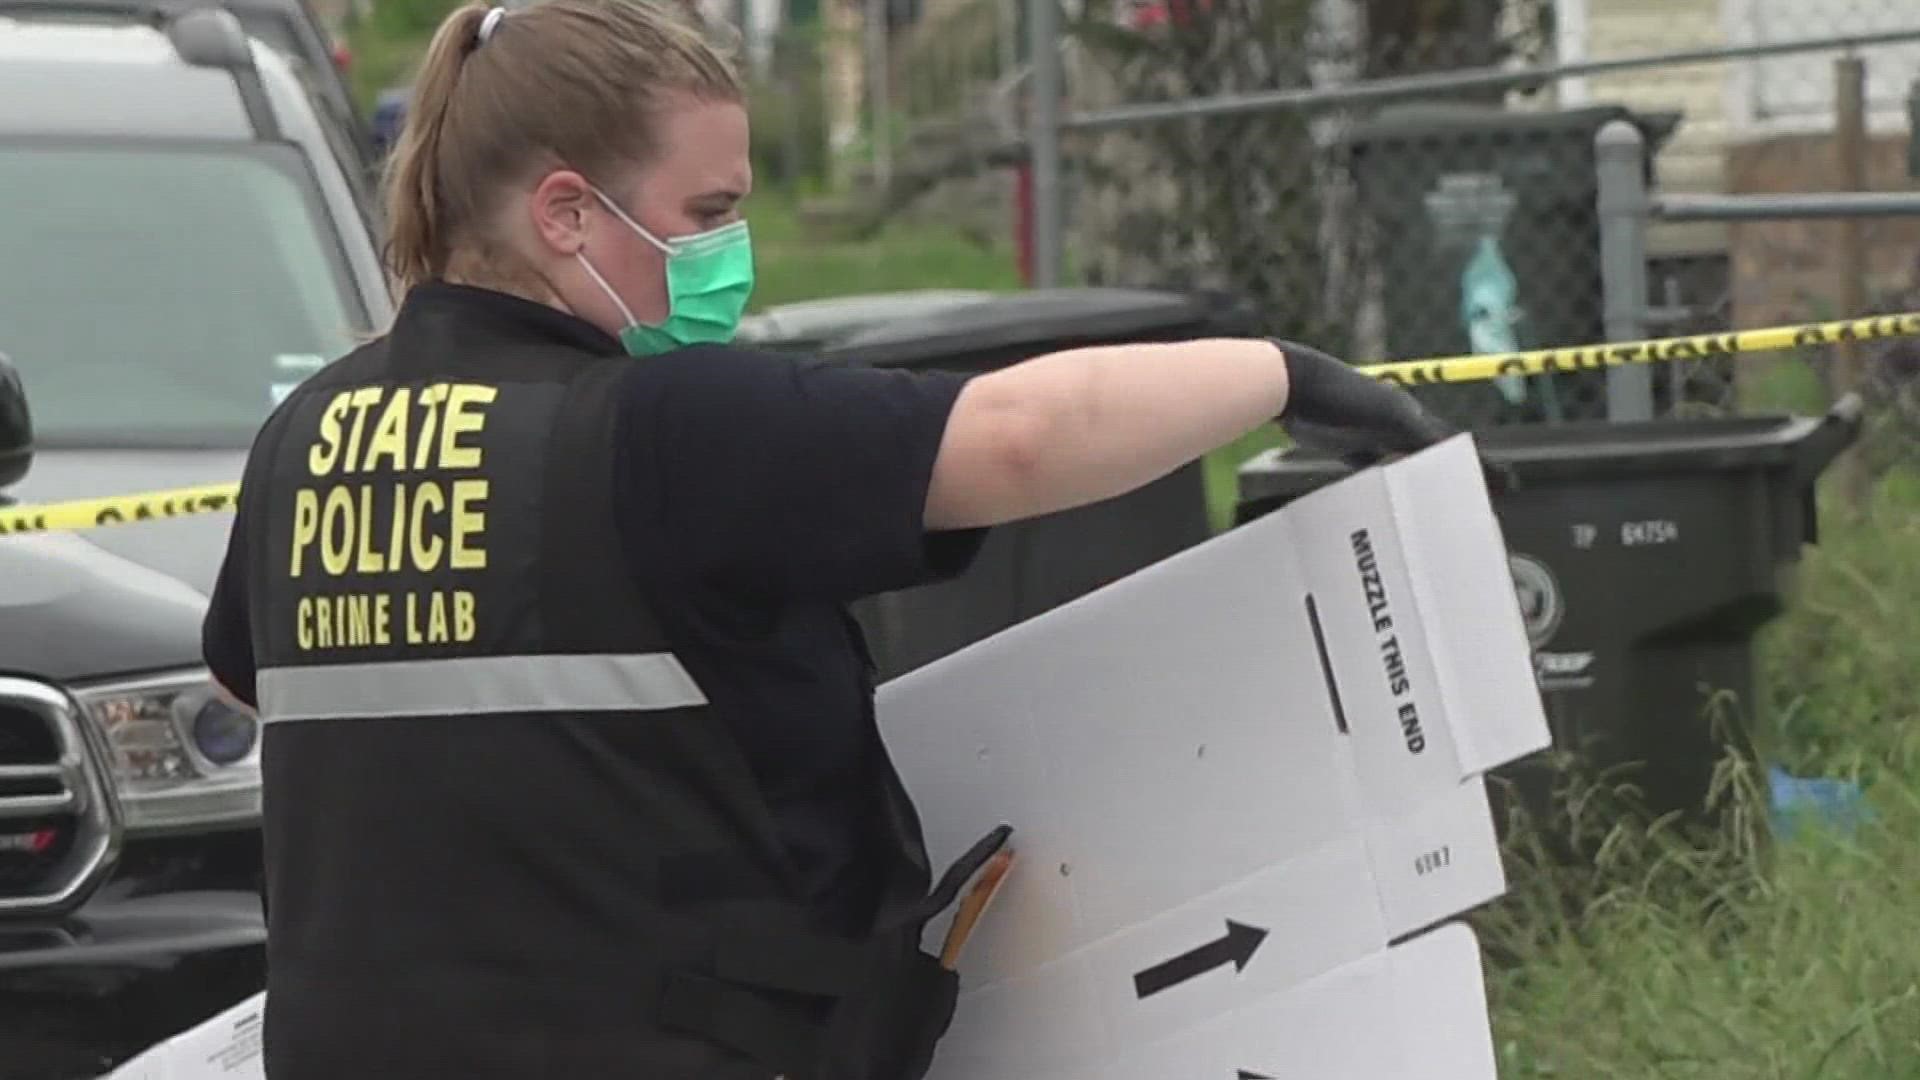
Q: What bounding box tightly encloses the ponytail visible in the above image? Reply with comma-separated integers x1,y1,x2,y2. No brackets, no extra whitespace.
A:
380,3,493,293
376,0,743,298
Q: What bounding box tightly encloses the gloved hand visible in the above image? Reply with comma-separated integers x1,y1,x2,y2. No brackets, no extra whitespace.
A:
1274,339,1453,458
1273,339,1517,494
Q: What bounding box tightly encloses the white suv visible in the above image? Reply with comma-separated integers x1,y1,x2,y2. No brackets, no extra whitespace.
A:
0,6,391,1075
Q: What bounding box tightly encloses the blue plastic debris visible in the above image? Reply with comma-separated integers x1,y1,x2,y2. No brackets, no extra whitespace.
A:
1461,234,1526,406
370,86,412,157
1767,765,1874,839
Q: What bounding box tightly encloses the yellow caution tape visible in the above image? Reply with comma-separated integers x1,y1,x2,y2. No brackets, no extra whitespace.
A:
1359,311,1920,386
3,311,1918,536
0,483,241,536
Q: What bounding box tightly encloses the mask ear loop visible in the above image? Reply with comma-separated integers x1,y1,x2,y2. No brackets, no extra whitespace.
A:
591,188,677,256
574,252,638,328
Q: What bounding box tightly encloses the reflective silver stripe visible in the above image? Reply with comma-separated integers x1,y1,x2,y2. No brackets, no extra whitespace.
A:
256,653,708,722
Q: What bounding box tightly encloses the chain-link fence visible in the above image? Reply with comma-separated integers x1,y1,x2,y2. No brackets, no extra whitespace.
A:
738,0,1920,462
1028,0,1920,438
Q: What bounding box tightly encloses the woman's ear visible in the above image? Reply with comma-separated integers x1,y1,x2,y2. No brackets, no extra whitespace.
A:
527,169,595,256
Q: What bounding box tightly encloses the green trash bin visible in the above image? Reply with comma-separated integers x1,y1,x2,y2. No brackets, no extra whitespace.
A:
1234,400,1862,829
819,287,1258,680
1343,102,1679,427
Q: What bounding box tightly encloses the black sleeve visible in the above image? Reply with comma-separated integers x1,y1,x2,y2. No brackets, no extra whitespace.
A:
201,509,259,708
630,347,988,602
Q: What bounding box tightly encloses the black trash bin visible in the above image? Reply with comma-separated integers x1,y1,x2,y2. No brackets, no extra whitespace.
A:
1343,103,1679,427
816,287,1257,680
735,289,999,351
1234,401,1862,827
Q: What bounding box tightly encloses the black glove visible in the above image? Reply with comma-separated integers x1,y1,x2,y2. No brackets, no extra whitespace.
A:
1274,339,1517,493
1275,339,1453,456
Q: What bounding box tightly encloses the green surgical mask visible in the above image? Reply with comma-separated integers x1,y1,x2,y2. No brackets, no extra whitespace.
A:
576,187,755,357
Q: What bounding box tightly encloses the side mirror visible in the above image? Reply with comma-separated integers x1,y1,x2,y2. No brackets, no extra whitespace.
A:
0,351,33,492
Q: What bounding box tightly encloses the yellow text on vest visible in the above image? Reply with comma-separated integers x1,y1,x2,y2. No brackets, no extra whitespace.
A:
286,382,496,652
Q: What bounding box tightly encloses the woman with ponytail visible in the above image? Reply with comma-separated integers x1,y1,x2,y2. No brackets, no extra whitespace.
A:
200,0,1459,1075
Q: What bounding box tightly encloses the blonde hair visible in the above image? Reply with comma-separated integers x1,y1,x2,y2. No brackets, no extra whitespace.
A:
381,0,743,294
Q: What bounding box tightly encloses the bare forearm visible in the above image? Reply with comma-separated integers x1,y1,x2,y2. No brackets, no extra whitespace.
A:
927,339,1288,529
1040,338,1289,507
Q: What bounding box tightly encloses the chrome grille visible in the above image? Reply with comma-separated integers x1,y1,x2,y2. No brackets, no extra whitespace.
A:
0,679,118,915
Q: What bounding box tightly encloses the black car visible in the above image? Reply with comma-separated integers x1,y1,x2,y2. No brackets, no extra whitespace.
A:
0,362,268,1079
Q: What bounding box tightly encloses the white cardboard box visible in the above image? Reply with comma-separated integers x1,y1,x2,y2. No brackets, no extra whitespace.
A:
111,435,1546,1080
876,434,1550,1080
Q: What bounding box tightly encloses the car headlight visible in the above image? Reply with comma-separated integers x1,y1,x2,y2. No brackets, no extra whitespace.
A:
74,670,262,833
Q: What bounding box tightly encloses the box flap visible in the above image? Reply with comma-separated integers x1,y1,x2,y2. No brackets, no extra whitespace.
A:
1387,437,1553,774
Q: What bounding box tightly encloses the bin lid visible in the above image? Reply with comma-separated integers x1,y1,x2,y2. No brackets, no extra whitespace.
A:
1237,411,1853,500
735,289,999,350
824,287,1250,369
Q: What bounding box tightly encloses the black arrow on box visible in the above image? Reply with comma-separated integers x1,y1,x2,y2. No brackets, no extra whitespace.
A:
1131,920,1269,1000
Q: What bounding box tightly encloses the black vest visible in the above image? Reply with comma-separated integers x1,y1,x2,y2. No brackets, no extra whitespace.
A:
241,304,1005,1079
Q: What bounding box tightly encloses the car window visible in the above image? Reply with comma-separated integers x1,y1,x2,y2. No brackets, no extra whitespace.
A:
0,138,367,448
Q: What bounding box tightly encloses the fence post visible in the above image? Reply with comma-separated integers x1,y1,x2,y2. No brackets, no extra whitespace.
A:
1834,54,1869,510
1908,73,1920,180
864,0,892,192
999,0,1018,80
1027,0,1064,287
1595,119,1654,422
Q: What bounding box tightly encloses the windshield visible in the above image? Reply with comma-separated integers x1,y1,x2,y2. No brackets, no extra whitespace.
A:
0,138,366,448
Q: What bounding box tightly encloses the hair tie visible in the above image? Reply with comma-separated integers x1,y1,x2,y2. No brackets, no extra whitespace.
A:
477,6,507,45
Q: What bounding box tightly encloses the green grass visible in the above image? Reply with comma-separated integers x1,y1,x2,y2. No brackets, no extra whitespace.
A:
342,0,461,111
743,191,1022,311
1480,469,1920,1079
344,27,432,112
1202,426,1289,530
